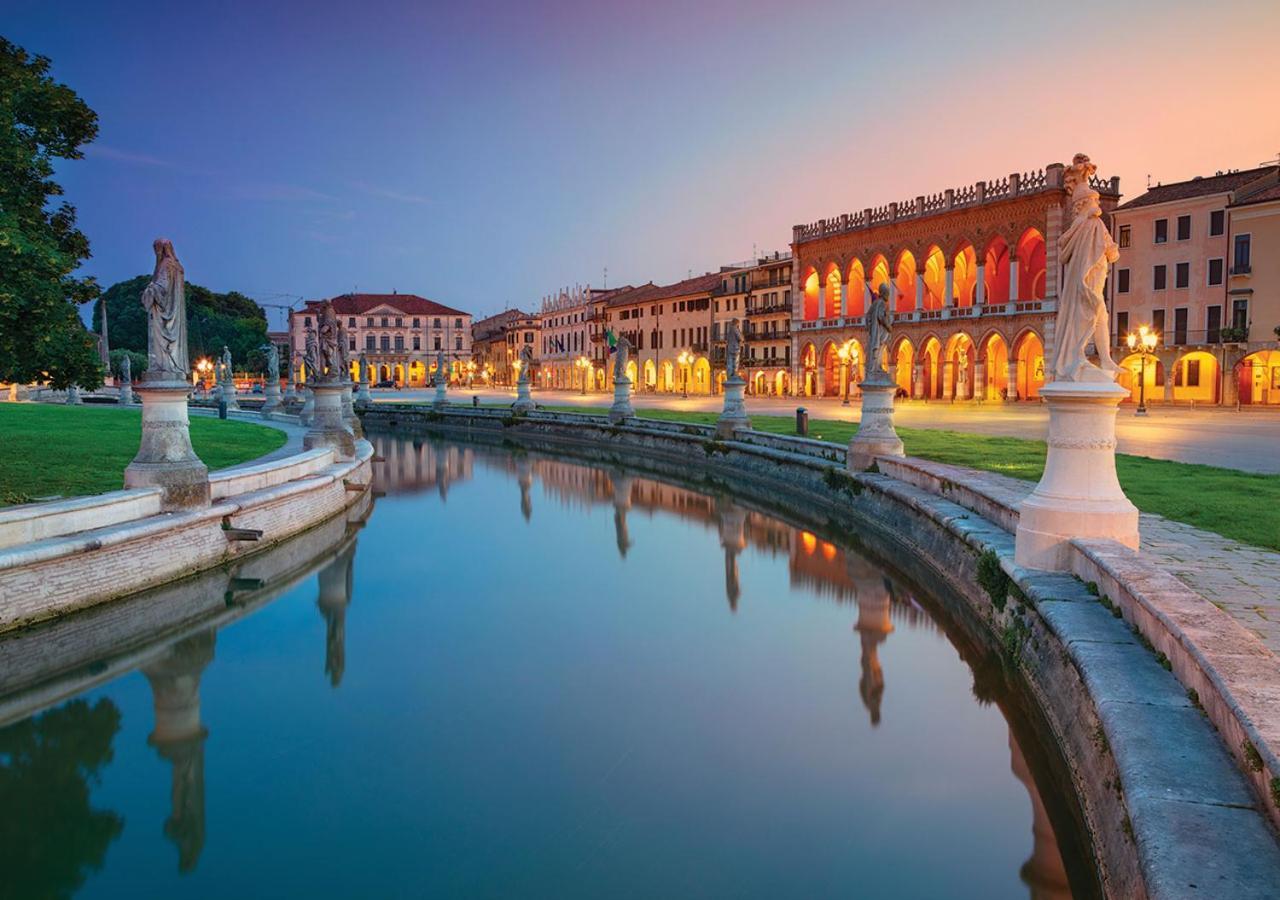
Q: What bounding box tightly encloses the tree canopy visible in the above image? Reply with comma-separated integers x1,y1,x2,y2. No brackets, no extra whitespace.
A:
0,37,103,389
94,276,271,374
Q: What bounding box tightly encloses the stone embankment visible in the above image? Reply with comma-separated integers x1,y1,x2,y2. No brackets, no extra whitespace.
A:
0,440,374,630
362,402,1280,900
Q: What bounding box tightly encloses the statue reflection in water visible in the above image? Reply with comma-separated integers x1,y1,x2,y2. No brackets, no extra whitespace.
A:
143,630,215,873
317,541,356,687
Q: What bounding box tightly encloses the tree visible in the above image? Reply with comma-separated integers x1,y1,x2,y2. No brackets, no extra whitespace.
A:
0,38,103,390
94,278,270,374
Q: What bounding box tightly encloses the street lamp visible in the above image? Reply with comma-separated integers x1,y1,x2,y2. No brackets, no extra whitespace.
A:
575,355,590,394
1125,325,1159,416
837,339,859,406
678,350,692,398
194,357,212,391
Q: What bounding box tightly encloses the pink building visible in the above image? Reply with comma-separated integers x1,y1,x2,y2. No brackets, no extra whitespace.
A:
1111,165,1279,404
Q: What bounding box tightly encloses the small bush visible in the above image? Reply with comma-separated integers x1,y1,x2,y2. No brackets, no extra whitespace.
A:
1243,741,1265,773
822,468,863,498
976,550,1011,610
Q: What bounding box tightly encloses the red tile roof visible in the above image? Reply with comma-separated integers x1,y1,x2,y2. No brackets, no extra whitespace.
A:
1230,181,1280,208
1117,166,1278,210
302,293,469,318
605,273,723,307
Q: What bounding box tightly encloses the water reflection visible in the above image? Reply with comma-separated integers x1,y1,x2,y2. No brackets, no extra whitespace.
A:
0,435,1092,897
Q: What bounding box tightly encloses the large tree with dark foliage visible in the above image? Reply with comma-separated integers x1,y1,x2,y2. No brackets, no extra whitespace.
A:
93,276,271,374
0,38,103,389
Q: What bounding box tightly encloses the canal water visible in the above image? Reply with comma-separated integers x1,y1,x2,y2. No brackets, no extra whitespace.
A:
0,434,1096,899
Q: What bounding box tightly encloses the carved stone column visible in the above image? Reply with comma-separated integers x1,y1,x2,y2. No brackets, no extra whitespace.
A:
607,374,635,423
847,377,904,472
303,382,356,460
716,375,749,438
125,375,210,510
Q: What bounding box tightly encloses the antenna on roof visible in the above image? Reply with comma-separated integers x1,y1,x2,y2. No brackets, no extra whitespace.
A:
603,266,608,289
1146,174,1152,189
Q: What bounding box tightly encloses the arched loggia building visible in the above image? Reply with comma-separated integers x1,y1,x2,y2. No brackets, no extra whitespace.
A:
790,162,1120,401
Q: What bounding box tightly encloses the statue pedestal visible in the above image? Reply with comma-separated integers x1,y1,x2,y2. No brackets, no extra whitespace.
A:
284,380,297,403
299,387,316,426
119,381,134,405
355,379,372,409
608,376,634,423
261,381,282,416
303,382,356,461
1015,381,1138,571
716,375,750,438
220,381,240,412
125,379,210,511
433,379,448,409
847,380,904,472
341,381,363,439
512,378,535,413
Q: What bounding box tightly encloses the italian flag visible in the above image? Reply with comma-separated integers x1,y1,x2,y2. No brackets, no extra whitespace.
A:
606,328,618,354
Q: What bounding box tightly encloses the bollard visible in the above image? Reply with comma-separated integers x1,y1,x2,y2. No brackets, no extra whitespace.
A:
796,407,808,437
473,395,479,408
218,399,228,420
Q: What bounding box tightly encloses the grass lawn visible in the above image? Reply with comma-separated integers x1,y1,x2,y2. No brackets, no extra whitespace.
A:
530,404,1280,552
0,403,288,505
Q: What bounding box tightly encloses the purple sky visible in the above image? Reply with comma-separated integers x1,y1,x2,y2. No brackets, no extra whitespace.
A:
7,0,1279,328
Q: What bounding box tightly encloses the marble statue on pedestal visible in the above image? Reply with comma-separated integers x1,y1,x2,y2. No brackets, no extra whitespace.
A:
1052,153,1122,384
141,239,188,378
119,354,134,404
866,283,893,384
724,318,743,380
303,327,319,383
608,334,635,423
317,303,342,382
263,342,279,383
513,344,535,412
302,300,355,459
1014,153,1137,570
612,334,632,382
125,238,209,509
717,318,750,437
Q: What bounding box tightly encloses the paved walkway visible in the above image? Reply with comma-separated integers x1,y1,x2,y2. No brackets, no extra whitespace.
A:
377,387,1280,474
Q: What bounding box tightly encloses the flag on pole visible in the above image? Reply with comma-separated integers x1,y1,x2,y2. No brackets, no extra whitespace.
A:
606,328,618,354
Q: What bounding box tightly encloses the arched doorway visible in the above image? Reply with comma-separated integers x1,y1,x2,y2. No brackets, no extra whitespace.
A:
1171,351,1219,404
379,364,391,383
1236,350,1280,405
661,360,674,392
643,359,657,391
944,333,976,401
1119,352,1163,404
894,250,916,314
802,268,820,321
775,370,790,396
953,243,978,308
893,338,914,396
625,360,638,391
1016,228,1048,301
824,264,842,319
692,357,711,394
821,341,839,398
919,336,942,399
753,371,766,395
408,361,426,386
922,246,946,311
1011,330,1045,400
801,342,818,396
981,332,1009,401
984,236,1011,306
846,259,866,317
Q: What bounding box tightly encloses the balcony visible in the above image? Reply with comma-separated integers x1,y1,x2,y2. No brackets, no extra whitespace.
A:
746,301,792,317
1230,264,1252,277
745,324,791,341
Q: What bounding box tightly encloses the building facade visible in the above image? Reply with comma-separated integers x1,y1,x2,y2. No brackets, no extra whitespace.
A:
1111,165,1280,405
288,293,472,387
789,162,1120,403
471,309,538,386
710,252,793,395
602,273,721,395
538,286,605,391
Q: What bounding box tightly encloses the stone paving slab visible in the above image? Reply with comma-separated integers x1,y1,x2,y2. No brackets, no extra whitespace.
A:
920,459,1280,656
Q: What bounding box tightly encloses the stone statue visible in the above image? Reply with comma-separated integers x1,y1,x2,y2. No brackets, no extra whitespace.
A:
120,353,132,384
220,345,232,383
1052,153,1122,383
358,352,369,383
436,348,447,385
724,318,743,380
866,283,893,383
336,323,351,381
261,343,279,381
303,327,319,382
957,349,969,386
140,238,188,377
317,302,342,381
518,344,534,383
612,333,632,381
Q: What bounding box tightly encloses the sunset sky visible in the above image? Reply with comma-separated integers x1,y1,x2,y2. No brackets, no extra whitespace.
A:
7,0,1280,326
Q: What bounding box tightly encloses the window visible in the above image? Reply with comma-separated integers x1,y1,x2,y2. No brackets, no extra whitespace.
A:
433,337,441,350
1175,262,1190,289
1153,265,1167,290
304,316,311,326
348,338,356,351
413,336,420,350
348,317,356,328
1174,307,1188,345
366,317,373,327
455,336,462,350
1210,210,1225,236
380,336,390,351
365,336,375,350
395,317,403,327
394,335,404,351
1118,224,1131,248
1233,234,1251,273
413,317,420,328
524,332,533,344
434,318,441,328
1232,298,1248,330
1116,311,1129,340
1186,358,1200,387
455,318,462,329
1207,306,1222,343
381,317,388,327
1208,258,1224,286
1154,219,1168,243
1176,215,1191,241
1152,309,1166,336
1117,268,1131,293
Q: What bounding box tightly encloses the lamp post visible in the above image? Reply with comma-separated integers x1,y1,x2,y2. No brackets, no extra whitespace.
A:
678,350,692,399
1125,325,1159,416
194,358,212,392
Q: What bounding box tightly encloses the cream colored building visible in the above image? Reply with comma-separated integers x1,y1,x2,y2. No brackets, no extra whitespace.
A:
711,252,793,396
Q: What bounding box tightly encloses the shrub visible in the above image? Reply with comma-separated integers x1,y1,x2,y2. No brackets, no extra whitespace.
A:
976,550,1011,610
